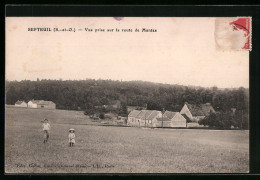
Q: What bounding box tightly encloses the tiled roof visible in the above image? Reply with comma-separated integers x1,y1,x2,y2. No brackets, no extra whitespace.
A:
128,110,141,117
146,111,161,120
134,110,162,120
15,100,25,105
129,110,162,120
163,111,178,119
136,110,153,119
185,102,215,116
30,100,55,105
156,117,171,121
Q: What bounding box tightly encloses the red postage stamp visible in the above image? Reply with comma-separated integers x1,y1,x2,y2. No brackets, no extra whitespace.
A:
215,17,251,51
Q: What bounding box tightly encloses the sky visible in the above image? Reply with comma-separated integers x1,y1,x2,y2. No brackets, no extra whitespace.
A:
6,17,249,88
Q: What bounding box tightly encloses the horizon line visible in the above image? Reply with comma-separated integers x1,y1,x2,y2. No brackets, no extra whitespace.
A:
5,78,249,90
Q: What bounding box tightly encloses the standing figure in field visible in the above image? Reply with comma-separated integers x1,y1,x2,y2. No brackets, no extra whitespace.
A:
42,118,50,144
68,128,75,147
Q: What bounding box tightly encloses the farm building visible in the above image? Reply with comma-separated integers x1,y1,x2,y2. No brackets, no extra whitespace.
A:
27,100,56,109
180,102,215,122
156,111,187,128
135,110,151,126
127,110,162,127
127,110,141,126
144,110,163,127
14,100,27,108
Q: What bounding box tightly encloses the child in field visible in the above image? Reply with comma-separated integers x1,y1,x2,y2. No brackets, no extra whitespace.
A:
68,129,75,147
42,118,50,144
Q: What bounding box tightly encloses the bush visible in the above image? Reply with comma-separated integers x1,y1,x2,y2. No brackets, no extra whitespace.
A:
104,114,112,119
199,110,249,130
99,113,105,119
199,111,232,129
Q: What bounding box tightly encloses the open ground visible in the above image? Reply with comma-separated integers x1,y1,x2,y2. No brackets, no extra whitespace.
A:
5,106,249,173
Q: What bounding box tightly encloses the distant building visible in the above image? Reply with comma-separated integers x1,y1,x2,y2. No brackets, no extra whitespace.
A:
145,110,162,127
15,100,27,108
127,110,162,127
180,102,215,122
127,110,142,126
28,100,56,109
127,105,147,113
156,111,187,128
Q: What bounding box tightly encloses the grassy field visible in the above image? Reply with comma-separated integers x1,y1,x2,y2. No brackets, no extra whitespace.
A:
5,106,249,173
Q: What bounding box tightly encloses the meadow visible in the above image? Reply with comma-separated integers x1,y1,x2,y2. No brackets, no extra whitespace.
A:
5,106,249,173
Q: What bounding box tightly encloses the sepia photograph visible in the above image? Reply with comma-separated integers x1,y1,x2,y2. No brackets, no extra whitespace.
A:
5,17,249,173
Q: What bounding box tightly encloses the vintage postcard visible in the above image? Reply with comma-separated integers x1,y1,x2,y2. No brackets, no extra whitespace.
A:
5,17,249,173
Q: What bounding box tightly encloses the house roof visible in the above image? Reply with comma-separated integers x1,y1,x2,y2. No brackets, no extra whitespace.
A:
134,110,161,120
156,117,171,121
184,102,215,116
15,100,25,105
128,110,141,117
30,100,55,105
146,111,161,120
163,111,178,119
136,110,153,119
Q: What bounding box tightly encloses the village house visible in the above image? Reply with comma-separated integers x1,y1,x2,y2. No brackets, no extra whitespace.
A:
180,102,215,122
27,100,56,109
127,110,162,127
14,100,27,108
156,111,187,128
144,110,163,127
127,110,141,126
135,110,153,127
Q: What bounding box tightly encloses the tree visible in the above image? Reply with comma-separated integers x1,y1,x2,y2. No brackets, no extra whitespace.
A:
199,111,232,129
147,100,162,110
84,103,95,118
5,79,249,120
6,86,18,104
118,102,127,116
232,110,249,129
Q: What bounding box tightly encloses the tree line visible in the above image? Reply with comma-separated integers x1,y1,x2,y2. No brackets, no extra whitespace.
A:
5,79,249,128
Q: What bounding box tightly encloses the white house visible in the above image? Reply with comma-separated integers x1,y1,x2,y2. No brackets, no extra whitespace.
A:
135,110,151,126
15,100,27,108
156,111,187,128
180,102,215,122
28,100,38,108
28,100,56,109
144,110,163,127
127,110,162,127
127,110,141,126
